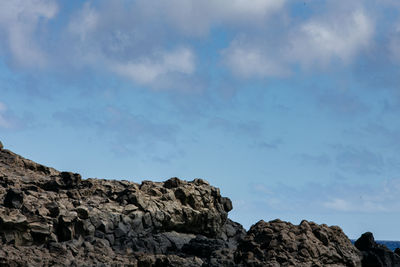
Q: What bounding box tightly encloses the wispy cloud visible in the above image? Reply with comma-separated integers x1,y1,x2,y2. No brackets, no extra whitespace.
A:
0,0,58,67
110,47,195,85
290,9,374,67
221,1,375,79
149,0,286,36
221,39,289,78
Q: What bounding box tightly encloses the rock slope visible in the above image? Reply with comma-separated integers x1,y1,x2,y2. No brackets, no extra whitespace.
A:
0,143,370,266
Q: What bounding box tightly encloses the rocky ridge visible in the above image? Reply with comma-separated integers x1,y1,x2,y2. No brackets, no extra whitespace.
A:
0,143,396,266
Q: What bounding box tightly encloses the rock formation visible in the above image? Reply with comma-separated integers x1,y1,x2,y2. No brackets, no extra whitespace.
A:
355,232,400,267
0,142,377,266
234,219,361,266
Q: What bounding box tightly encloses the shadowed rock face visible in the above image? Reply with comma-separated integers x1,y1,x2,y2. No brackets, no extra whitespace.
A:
355,232,400,267
0,144,364,266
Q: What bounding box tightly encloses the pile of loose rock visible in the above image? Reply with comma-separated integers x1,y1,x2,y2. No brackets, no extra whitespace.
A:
0,142,398,266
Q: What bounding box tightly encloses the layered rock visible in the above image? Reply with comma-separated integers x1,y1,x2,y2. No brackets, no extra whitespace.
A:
0,144,366,266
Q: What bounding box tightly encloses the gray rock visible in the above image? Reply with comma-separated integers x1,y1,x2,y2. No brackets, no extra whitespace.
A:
234,219,362,267
0,146,365,267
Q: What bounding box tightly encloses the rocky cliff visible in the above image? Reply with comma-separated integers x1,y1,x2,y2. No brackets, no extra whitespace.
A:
0,143,395,266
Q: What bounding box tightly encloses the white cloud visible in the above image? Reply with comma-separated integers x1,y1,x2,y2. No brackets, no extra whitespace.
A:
0,0,286,85
110,47,195,85
291,9,374,66
0,0,58,67
151,0,285,36
222,40,288,78
0,0,380,87
222,6,374,78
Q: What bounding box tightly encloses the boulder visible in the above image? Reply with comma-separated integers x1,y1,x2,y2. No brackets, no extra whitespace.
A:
355,232,400,267
234,219,362,267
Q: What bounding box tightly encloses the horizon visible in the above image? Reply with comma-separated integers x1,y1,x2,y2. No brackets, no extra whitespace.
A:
2,0,400,240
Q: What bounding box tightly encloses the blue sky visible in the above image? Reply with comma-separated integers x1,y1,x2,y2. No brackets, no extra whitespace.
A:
2,0,400,240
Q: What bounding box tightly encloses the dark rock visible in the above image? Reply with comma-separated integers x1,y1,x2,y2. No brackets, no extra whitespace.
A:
0,210,28,232
182,235,227,258
355,232,375,251
29,222,51,243
163,177,182,188
4,189,23,209
41,179,62,192
355,232,400,267
45,202,60,218
75,206,89,219
56,213,78,242
221,197,233,212
60,172,81,189
0,146,366,266
234,219,361,267
115,222,130,238
0,141,3,150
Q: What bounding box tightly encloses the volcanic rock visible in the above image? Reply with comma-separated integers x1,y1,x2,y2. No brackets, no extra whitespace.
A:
4,188,23,209
234,219,362,267
0,146,366,266
355,232,400,267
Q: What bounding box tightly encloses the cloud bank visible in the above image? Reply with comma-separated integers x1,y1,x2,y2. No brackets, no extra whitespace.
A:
0,0,395,89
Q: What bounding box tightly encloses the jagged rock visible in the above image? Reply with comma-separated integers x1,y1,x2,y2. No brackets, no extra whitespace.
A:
0,146,366,266
0,141,3,150
234,219,362,267
355,232,400,267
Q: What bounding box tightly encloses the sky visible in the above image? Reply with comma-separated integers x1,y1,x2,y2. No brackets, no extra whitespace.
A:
1,0,400,240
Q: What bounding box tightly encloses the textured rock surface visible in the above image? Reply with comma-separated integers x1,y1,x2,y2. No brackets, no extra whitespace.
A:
0,146,244,266
234,219,362,267
0,144,365,266
355,232,400,267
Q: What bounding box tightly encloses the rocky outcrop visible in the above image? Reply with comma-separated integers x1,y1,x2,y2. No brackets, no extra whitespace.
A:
234,219,361,267
0,143,367,266
355,232,400,267
0,146,245,266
